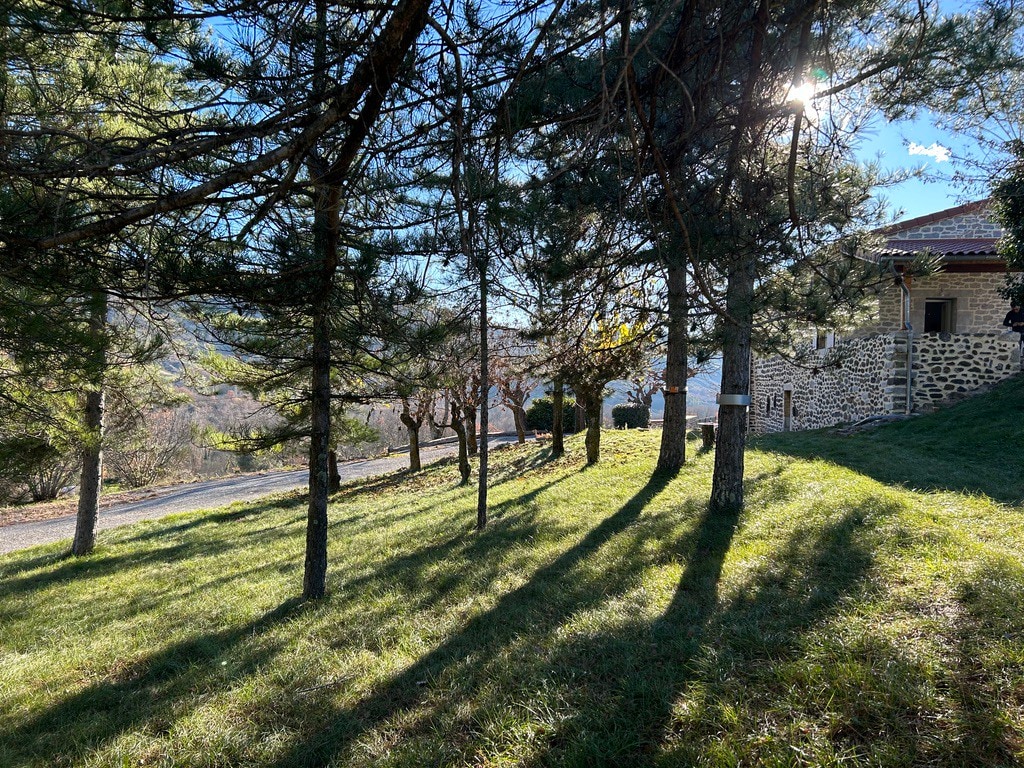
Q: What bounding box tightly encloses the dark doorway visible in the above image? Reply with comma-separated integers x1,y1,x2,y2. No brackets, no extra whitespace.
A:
924,299,955,333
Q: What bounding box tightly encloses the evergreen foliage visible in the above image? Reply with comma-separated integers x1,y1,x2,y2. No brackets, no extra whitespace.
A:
611,403,650,429
524,396,577,433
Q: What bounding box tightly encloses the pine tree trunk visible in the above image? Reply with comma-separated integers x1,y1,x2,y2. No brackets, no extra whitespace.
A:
328,449,341,493
465,407,478,456
450,402,471,485
72,290,107,557
400,413,422,472
304,308,332,600
584,392,602,465
551,377,565,457
657,261,689,473
710,258,756,515
72,388,104,556
304,179,339,601
477,259,489,531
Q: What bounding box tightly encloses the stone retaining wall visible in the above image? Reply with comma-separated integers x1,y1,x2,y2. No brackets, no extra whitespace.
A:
911,333,1021,410
750,332,1021,434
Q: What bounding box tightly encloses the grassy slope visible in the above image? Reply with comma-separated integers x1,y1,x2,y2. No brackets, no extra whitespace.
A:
1,378,1022,767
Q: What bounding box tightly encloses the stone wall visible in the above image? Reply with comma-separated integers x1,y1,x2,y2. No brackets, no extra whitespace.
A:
750,335,898,434
911,333,1021,410
853,272,1009,336
890,210,1002,240
750,332,1022,433
749,205,1021,434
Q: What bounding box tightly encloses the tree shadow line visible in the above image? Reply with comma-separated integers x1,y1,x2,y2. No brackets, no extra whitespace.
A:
6,598,305,765
757,430,1023,507
14,438,988,766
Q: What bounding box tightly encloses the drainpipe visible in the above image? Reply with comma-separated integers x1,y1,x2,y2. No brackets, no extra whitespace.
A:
888,261,913,414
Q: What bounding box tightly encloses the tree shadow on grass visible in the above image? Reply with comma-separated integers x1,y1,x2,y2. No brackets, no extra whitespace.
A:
321,476,572,631
526,496,889,765
757,429,1024,507
4,598,304,766
263,471,678,768
119,492,309,545
946,559,1024,765
0,538,234,603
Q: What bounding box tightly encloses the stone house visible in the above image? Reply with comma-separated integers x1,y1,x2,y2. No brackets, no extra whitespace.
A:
750,200,1022,434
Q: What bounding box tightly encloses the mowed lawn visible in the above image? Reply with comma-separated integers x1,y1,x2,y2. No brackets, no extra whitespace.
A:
2,382,1023,767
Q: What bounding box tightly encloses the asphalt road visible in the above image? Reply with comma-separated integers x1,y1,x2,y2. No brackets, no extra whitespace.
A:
0,436,522,556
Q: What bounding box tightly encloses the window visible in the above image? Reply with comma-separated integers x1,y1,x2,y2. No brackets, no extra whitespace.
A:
815,329,836,350
923,299,956,333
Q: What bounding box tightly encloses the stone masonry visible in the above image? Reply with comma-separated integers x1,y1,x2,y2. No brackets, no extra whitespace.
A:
750,335,894,433
749,203,1021,435
888,211,1002,240
857,272,1010,337
911,333,1021,410
750,332,1021,434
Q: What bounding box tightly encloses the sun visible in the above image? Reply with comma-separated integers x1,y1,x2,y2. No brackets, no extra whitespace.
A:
787,81,816,107
786,81,818,120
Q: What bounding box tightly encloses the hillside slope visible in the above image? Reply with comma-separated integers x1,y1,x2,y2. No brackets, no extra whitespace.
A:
1,402,1022,767
758,373,1024,504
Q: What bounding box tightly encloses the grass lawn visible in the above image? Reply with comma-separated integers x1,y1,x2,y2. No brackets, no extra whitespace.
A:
2,381,1023,767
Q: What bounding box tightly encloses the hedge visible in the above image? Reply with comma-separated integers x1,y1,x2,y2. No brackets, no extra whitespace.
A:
611,403,650,429
524,396,577,432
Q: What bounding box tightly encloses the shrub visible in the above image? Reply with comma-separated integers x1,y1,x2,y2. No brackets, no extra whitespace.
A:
612,403,650,429
524,397,577,432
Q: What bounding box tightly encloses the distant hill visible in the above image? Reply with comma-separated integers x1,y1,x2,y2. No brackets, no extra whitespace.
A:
605,360,721,419
514,358,722,426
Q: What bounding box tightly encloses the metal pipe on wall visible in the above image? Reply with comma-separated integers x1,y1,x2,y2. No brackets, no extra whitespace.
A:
888,260,914,414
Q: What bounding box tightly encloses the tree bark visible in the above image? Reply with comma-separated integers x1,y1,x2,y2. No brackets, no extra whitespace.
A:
710,257,756,515
657,261,689,472
303,179,340,601
551,377,565,458
512,403,526,444
72,390,104,555
465,406,478,456
584,393,602,465
450,402,471,485
328,449,341,493
305,307,332,600
72,290,107,557
399,411,422,471
477,257,489,531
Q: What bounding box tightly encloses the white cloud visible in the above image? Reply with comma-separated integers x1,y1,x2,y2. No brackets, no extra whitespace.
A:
908,141,951,163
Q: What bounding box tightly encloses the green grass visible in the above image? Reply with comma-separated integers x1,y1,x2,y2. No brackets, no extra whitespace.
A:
756,374,1024,504
2,384,1023,767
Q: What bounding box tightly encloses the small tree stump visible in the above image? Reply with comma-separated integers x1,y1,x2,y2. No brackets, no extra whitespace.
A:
699,422,716,450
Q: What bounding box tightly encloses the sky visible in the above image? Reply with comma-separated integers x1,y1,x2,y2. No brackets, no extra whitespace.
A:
857,110,990,222
853,0,1002,223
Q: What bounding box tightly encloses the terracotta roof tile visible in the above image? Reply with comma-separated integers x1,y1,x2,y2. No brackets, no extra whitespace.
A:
878,237,1000,257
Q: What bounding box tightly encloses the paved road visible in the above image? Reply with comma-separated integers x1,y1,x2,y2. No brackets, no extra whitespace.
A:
0,436,522,556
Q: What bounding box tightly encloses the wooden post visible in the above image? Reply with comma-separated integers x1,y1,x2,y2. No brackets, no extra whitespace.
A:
699,422,716,451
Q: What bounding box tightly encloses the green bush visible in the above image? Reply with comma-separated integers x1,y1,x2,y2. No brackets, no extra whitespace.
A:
524,396,577,432
612,403,650,429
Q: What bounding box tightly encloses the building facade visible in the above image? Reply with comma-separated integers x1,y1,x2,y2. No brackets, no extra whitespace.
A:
750,201,1022,434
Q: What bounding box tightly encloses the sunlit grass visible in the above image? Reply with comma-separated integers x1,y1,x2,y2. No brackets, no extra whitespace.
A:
1,411,1023,767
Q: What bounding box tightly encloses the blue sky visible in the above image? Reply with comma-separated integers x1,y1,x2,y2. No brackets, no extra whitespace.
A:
857,110,988,222
855,0,1000,222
